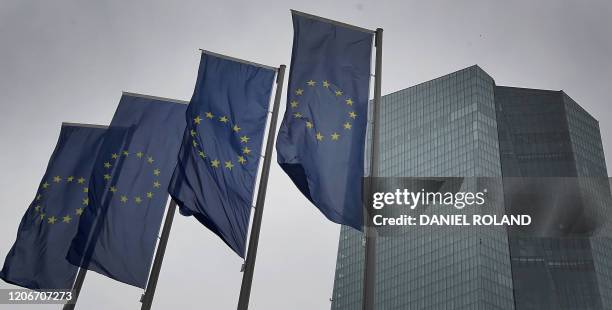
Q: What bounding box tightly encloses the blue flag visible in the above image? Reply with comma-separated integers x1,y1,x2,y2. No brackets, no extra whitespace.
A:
168,52,276,257
1,123,107,289
276,11,374,231
67,93,186,288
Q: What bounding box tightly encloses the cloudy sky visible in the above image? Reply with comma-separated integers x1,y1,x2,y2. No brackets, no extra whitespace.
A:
1,0,611,309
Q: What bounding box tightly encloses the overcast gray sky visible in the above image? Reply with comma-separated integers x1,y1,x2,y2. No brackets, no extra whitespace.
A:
1,0,611,309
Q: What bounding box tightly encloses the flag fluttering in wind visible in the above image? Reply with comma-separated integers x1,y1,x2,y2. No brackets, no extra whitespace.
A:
67,93,186,288
1,123,107,289
168,51,276,257
276,11,374,230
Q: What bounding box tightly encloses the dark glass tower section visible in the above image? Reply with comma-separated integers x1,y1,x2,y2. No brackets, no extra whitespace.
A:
495,86,612,309
330,67,611,309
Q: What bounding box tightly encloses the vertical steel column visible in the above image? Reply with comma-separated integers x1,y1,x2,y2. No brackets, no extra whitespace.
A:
362,27,383,310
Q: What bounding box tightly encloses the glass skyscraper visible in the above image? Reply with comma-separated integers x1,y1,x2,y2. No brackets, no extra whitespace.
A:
330,66,611,309
496,86,612,309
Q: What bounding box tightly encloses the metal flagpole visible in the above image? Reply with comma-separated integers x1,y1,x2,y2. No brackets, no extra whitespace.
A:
140,199,178,310
236,64,286,310
63,267,87,310
363,28,383,310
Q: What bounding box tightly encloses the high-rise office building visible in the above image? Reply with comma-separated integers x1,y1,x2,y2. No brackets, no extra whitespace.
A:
496,86,612,309
330,66,611,309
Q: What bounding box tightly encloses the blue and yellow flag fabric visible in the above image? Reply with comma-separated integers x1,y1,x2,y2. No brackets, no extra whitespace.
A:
168,51,276,258
276,11,374,231
1,123,107,289
67,93,186,288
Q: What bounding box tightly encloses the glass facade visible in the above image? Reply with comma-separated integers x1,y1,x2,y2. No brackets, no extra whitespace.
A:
331,67,611,309
496,86,611,309
332,66,514,309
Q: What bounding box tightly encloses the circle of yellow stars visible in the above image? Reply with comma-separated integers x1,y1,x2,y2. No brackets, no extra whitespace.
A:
33,151,163,225
290,79,357,142
190,112,252,171
32,175,89,225
104,150,161,207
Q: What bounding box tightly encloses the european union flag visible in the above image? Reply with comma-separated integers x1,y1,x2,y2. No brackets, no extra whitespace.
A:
276,11,374,231
1,123,107,289
168,51,276,257
67,93,186,288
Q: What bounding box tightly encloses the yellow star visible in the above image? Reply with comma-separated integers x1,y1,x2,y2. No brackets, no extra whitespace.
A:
34,205,41,212
39,213,46,220
343,122,352,130
194,116,202,124
307,80,316,86
316,132,324,141
331,132,340,141
293,112,303,119
192,140,198,147
345,98,353,106
211,160,220,168
63,215,72,223
198,151,206,158
120,195,128,203
219,116,229,123
67,176,74,182
53,176,61,183
153,169,161,176
75,208,84,216
137,152,144,158
111,153,118,159
42,182,49,189
233,125,241,132
83,187,88,193
104,162,112,169
153,181,161,188
242,147,251,155
205,112,214,119
225,161,234,170
82,198,89,206
123,150,129,156
240,136,250,143
146,192,153,199
335,90,343,96
296,88,304,96
349,111,357,119
48,216,57,224
77,177,85,184
290,100,299,108
135,197,142,204
190,129,197,137
36,194,42,201
110,186,117,193
238,156,247,165
147,157,154,164
322,80,330,88
306,121,313,129
103,174,111,180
